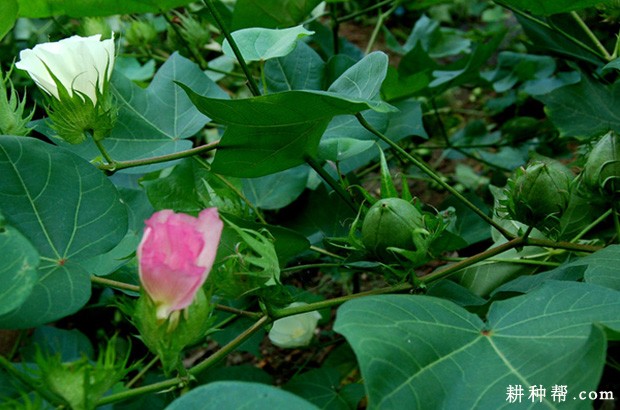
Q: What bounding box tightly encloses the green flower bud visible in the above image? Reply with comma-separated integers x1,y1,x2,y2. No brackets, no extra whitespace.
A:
134,288,214,375
361,198,426,261
125,19,158,49
506,158,573,234
582,131,620,198
0,69,34,136
34,336,130,410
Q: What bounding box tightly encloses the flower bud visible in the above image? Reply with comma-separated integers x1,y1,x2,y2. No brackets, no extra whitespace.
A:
16,34,117,143
582,131,620,198
506,158,573,234
268,303,321,348
361,198,426,261
137,208,223,321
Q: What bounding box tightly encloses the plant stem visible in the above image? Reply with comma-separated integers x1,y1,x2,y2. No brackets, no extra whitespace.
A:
571,208,612,242
282,263,344,273
310,245,347,259
570,11,611,61
355,112,515,240
97,140,220,172
365,2,399,54
336,0,398,24
422,237,524,283
213,304,263,319
126,355,160,388
94,139,115,165
97,315,270,406
525,238,600,253
613,203,620,243
305,155,358,213
189,315,270,375
202,0,261,96
269,282,413,319
440,256,560,267
91,275,140,292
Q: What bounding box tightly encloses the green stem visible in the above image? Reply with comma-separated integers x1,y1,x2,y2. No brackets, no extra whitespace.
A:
91,275,140,292
441,256,560,267
336,0,398,24
189,315,270,375
97,140,220,172
126,356,159,388
355,113,514,240
203,0,261,96
94,139,115,165
525,238,601,253
571,208,612,242
422,237,524,283
613,204,620,243
494,1,606,62
281,263,344,273
213,304,263,319
570,11,611,61
365,2,398,55
305,155,358,213
270,282,413,319
97,316,270,406
310,245,346,260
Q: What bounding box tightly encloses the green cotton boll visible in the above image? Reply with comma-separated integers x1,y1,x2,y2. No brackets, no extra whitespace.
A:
361,198,426,262
508,158,573,234
583,131,620,199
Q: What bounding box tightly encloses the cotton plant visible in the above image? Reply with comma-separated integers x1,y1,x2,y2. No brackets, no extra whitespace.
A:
16,34,117,144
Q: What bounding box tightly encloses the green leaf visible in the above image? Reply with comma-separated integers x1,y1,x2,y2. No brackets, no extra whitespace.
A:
0,0,17,40
497,0,611,15
515,14,604,65
284,368,361,410
180,52,394,177
223,25,314,62
401,15,471,58
335,281,620,409
0,262,92,329
482,51,556,92
0,223,39,316
0,135,127,327
231,0,323,29
537,75,620,140
318,137,374,162
264,41,325,92
47,52,227,174
21,326,94,362
17,0,193,17
243,165,309,210
165,381,319,409
378,147,398,198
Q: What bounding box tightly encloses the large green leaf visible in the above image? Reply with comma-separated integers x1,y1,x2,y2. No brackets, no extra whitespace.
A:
264,41,325,92
223,25,314,62
335,281,620,409
47,52,227,174
231,0,323,29
165,381,319,409
284,368,365,410
497,0,612,15
17,0,192,17
243,165,309,210
0,0,17,40
0,222,39,316
537,75,620,140
181,52,394,177
0,135,127,327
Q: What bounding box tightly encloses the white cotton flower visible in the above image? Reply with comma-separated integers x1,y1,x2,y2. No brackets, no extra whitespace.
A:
16,34,115,104
268,302,322,349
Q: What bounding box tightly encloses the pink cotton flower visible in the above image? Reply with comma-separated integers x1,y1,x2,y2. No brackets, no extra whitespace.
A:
137,208,223,320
